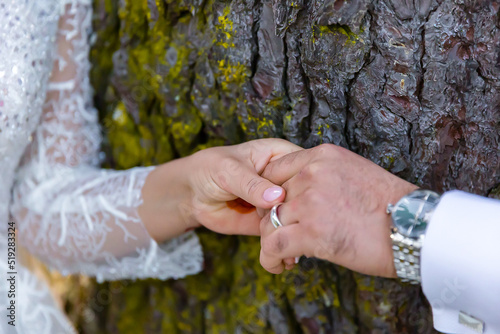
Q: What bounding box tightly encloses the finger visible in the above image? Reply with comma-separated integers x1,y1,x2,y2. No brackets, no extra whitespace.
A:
247,139,303,172
258,199,304,271
259,201,301,243
260,250,285,274
256,207,268,218
274,196,301,227
285,257,301,266
259,213,286,273
218,139,301,208
208,208,262,236
261,149,314,185
259,212,276,239
260,223,306,274
283,257,296,271
259,213,297,271
281,173,310,201
224,165,287,209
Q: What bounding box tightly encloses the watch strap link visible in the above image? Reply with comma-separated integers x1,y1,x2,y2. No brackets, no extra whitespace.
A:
391,232,422,284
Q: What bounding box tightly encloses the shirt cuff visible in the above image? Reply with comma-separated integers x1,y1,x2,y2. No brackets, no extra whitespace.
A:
421,190,500,334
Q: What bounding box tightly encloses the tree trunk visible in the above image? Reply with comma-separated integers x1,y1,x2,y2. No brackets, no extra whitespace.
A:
68,0,500,332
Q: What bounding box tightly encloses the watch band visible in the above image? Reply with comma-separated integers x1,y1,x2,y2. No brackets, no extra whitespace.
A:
391,231,422,284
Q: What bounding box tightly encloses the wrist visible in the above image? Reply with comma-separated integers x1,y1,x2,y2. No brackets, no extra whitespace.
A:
173,154,202,230
139,157,199,243
384,182,420,231
383,181,419,278
387,188,441,284
160,157,201,228
388,181,420,210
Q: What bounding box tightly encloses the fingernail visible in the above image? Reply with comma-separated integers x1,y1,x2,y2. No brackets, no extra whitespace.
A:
263,186,283,202
295,257,300,264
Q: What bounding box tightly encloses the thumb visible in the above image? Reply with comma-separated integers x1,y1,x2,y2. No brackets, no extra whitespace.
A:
228,167,286,209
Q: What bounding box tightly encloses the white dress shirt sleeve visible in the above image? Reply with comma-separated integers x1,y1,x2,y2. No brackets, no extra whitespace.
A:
421,190,500,334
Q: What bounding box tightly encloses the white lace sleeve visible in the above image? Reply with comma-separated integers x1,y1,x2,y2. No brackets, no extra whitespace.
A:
10,2,203,283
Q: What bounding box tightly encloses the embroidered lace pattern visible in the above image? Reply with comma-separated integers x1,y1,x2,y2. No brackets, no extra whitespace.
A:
0,1,203,333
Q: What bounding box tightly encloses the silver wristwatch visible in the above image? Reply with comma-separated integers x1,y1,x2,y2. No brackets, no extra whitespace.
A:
387,189,441,284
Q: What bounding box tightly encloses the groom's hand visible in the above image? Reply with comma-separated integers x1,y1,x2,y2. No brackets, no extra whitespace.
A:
258,144,417,277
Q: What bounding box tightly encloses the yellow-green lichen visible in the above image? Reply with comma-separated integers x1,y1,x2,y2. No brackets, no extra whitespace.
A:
215,6,236,49
217,59,249,91
315,24,363,46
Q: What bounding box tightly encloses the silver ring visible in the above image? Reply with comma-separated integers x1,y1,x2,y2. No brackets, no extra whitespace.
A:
270,204,283,228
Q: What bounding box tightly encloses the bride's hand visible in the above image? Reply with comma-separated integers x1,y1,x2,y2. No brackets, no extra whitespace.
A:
186,139,302,235
140,139,302,241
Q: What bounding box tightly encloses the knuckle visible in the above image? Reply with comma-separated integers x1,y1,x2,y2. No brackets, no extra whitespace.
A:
302,188,323,205
300,163,321,178
222,157,240,176
262,230,288,256
287,198,301,214
245,177,265,197
315,143,338,157
316,224,353,260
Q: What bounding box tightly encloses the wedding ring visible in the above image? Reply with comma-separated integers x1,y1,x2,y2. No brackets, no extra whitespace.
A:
270,203,283,228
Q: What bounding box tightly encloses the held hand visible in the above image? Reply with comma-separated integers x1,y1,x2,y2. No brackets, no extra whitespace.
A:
258,144,417,278
186,139,302,235
141,139,302,241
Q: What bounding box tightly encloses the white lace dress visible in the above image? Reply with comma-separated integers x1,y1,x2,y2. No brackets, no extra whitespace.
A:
0,1,203,333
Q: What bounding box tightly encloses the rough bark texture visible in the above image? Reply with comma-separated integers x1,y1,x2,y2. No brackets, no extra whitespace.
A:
65,0,500,333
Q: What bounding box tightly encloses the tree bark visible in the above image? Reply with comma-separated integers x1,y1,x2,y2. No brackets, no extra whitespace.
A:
69,0,500,332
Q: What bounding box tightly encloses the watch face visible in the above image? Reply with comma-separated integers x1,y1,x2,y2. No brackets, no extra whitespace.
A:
391,190,440,238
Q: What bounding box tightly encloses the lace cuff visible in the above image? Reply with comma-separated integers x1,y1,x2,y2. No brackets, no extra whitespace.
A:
12,165,203,282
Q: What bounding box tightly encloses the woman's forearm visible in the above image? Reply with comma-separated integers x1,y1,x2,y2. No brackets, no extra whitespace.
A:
138,155,199,243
